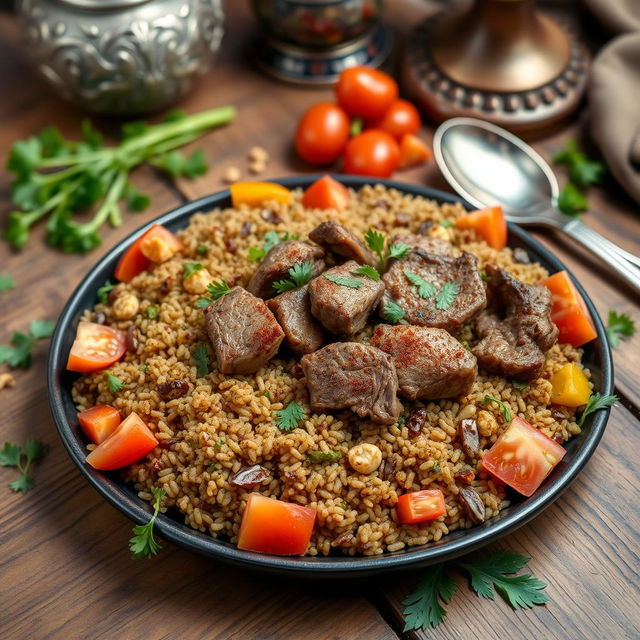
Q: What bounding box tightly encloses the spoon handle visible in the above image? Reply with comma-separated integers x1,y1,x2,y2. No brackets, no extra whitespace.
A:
562,219,640,293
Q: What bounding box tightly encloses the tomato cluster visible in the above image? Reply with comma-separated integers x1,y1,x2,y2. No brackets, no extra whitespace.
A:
295,66,431,177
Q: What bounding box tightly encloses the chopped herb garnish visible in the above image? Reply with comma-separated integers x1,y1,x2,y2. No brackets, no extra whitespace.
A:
249,231,299,262
145,305,159,319
483,395,511,422
195,297,213,308
397,414,407,428
432,461,441,473
307,450,341,463
263,390,271,400
388,243,411,260
0,273,16,293
512,380,529,390
248,247,265,262
105,372,125,392
404,269,436,299
460,339,471,351
275,401,305,431
439,219,455,228
606,311,635,348
214,437,226,450
557,183,587,217
351,264,380,281
97,281,116,304
0,439,47,493
206,279,231,300
206,462,218,472
324,273,363,289
272,260,315,294
577,392,618,427
129,487,165,559
553,139,606,188
383,301,405,324
192,344,210,377
196,244,208,255
364,229,410,270
435,282,460,310
183,262,204,279
139,363,148,373
480,271,490,282
0,319,55,369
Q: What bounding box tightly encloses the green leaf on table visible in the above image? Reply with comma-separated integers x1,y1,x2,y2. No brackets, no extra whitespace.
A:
0,442,22,467
153,150,185,179
129,487,165,559
557,183,588,217
0,331,35,369
402,563,457,631
182,149,208,179
605,311,635,348
29,319,55,339
7,137,42,178
0,273,16,293
81,119,104,149
124,184,151,212
553,140,606,188
37,126,69,159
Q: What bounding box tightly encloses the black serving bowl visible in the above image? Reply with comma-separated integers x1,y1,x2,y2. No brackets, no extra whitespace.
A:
47,175,614,577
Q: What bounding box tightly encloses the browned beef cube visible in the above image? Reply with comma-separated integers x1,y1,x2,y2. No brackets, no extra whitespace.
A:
204,288,284,374
308,221,377,266
247,241,325,299
390,233,453,256
300,342,402,425
371,325,477,400
266,284,325,355
308,260,385,335
381,249,486,331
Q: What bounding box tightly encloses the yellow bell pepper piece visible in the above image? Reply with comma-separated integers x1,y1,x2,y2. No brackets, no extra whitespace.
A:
550,363,591,407
230,182,291,208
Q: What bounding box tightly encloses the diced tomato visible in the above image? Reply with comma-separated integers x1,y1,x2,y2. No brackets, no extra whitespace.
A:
237,493,316,555
78,405,121,444
230,182,291,208
396,489,446,524
114,224,182,282
541,270,597,347
482,416,566,497
66,321,126,373
302,175,350,210
86,412,158,470
399,133,432,169
455,206,507,250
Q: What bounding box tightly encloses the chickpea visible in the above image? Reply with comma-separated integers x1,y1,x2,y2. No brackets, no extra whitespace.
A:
141,236,177,263
113,293,140,319
348,443,382,474
428,224,453,243
248,146,269,163
223,166,241,184
183,267,212,294
0,373,16,390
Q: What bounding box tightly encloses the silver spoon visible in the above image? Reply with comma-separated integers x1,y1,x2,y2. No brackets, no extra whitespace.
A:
433,117,640,293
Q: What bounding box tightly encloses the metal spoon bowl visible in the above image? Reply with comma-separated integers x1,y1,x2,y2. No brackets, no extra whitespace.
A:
433,117,640,292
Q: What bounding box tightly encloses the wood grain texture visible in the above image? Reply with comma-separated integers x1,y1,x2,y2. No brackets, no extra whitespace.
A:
0,2,639,640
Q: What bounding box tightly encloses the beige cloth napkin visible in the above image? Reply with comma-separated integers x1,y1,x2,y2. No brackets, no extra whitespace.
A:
584,0,640,204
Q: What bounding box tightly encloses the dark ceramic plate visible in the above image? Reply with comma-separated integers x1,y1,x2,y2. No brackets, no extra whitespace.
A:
47,175,614,577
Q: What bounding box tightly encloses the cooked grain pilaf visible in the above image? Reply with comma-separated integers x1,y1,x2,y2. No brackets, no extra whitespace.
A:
72,185,588,556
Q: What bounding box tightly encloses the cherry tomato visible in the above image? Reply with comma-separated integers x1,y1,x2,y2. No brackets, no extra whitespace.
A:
455,206,507,250
295,102,350,165
66,321,126,373
78,404,121,444
482,416,566,497
86,412,158,470
237,493,316,555
302,175,350,210
370,99,421,140
343,130,400,178
336,66,398,120
397,489,446,524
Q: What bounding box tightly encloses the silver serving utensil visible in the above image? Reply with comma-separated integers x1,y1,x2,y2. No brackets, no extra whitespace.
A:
433,117,640,293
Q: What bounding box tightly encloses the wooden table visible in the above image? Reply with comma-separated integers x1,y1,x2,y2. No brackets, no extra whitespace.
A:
1,3,639,639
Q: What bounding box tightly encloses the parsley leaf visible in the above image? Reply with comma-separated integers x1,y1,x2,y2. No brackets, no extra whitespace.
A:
351,264,380,281
0,273,16,293
606,311,635,348
182,149,208,179
439,219,455,228
183,262,204,279
129,487,165,559
273,261,315,294
207,280,231,300
577,392,618,427
275,401,305,431
307,450,341,463
0,320,54,369
404,269,436,298
553,139,606,188
388,243,411,260
192,344,210,377
145,305,159,320
402,563,457,631
557,183,587,217
0,439,47,493
195,297,214,308
0,442,22,467
383,301,405,324
124,184,150,212
435,282,460,310
272,279,296,294
105,373,125,392
483,395,512,422
97,281,116,304
249,247,265,262
512,380,530,390
324,274,363,289
29,319,55,339
196,244,208,255
364,229,410,270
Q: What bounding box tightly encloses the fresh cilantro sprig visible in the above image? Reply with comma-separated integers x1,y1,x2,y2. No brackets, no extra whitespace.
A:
307,450,341,463
196,280,231,307
0,319,55,369
324,274,363,289
483,395,512,422
97,281,116,304
382,301,405,324
577,392,618,427
272,261,315,294
192,344,210,377
351,264,380,281
249,231,299,262
0,440,47,493
404,269,435,299
275,401,305,431
435,282,460,310
129,487,165,559
606,311,635,348
557,183,588,217
364,229,410,270
553,140,606,188
403,563,457,630
0,273,15,293
183,262,204,279
105,372,125,393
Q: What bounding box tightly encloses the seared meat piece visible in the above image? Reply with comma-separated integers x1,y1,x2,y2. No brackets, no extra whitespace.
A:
267,284,325,355
472,264,558,380
247,241,325,299
371,325,477,400
390,233,453,256
381,249,486,330
308,260,385,335
204,287,284,374
308,221,377,267
301,342,402,424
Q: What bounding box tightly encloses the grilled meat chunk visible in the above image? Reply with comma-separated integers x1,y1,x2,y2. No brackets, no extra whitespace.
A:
390,233,453,256
308,221,377,266
267,284,325,355
381,249,486,330
247,241,325,299
308,260,385,335
371,325,477,400
301,342,402,425
204,287,284,374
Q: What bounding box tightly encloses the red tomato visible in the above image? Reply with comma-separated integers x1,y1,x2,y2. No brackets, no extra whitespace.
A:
370,99,421,140
78,405,121,444
335,66,398,120
66,321,126,373
343,130,400,178
114,224,182,282
397,489,446,524
302,175,350,210
455,206,507,250
86,412,158,470
237,493,316,555
541,271,597,347
399,133,432,169
295,102,350,165
482,416,566,497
